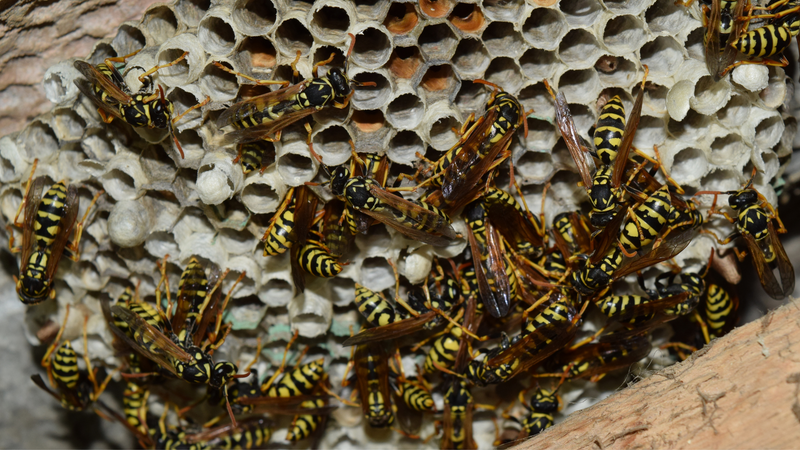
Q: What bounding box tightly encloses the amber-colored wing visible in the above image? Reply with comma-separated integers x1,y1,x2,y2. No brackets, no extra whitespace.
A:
610,72,646,188
290,186,319,293
17,177,46,280
74,61,133,104
467,219,511,318
552,91,594,189
342,311,437,346
744,223,795,300
486,197,545,254
613,227,696,281
362,185,457,246
43,185,80,283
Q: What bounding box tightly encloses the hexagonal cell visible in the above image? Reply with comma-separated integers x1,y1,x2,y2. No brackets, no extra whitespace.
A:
312,45,347,75
353,0,390,21
87,42,117,65
596,56,637,88
520,48,558,81
350,25,393,69
646,0,697,36
309,3,352,44
685,26,706,61
169,87,207,129
156,34,205,86
717,95,750,130
418,23,459,60
198,61,240,102
667,109,712,143
560,0,604,28
387,46,423,79
518,82,554,120
452,38,491,79
522,7,568,51
52,108,87,142
386,92,425,130
276,142,318,186
237,36,277,73
602,15,647,55
111,24,146,56
567,103,596,140
448,3,487,35
670,146,708,186
557,69,601,105
632,115,667,149
387,130,425,165
454,80,491,114
755,114,784,149
423,103,461,151
351,109,386,134
602,0,651,16
351,70,392,110
481,21,525,58
175,0,211,28
691,75,732,115
482,0,525,22
420,63,461,101
709,133,748,166
515,150,554,182
640,36,685,78
419,0,455,18
273,18,313,57
232,0,278,36
142,5,178,46
483,57,523,94
559,29,604,70
311,124,353,166
18,120,59,160
198,11,239,57
524,118,558,152
384,2,419,35
698,168,743,194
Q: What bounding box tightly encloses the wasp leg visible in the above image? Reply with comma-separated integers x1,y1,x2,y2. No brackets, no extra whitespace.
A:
42,304,71,388
65,189,104,262
259,330,299,394
12,158,39,229
212,61,291,88
137,51,189,84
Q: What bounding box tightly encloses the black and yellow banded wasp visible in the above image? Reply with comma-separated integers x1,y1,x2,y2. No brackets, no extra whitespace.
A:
31,304,116,411
235,140,276,175
215,33,373,163
352,343,395,428
8,160,103,304
185,417,272,449
724,0,800,75
545,66,648,228
548,329,652,382
695,168,794,299
330,165,458,247
693,0,748,79
74,50,209,159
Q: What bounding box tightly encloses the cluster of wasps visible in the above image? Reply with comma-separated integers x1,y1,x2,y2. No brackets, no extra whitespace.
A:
8,22,796,449
690,0,800,79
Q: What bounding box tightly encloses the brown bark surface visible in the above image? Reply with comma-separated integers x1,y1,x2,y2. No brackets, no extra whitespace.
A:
518,299,800,450
0,0,162,136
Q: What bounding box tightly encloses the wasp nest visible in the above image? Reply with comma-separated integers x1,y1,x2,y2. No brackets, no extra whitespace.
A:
1,0,797,448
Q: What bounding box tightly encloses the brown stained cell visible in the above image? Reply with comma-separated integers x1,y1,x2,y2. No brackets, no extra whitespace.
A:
421,64,455,92
595,55,619,73
384,2,419,34
388,46,422,79
351,110,385,133
448,3,486,34
241,36,277,69
36,320,60,343
419,0,454,18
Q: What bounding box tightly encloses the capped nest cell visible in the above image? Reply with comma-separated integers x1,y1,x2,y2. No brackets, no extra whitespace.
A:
1,0,798,449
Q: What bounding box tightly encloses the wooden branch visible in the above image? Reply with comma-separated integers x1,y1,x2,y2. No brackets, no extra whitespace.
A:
518,299,800,450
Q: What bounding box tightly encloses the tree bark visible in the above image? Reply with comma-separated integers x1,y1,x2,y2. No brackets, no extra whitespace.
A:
0,0,162,136
518,299,800,450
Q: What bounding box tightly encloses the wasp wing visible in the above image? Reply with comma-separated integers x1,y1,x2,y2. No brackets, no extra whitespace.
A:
43,184,80,284
73,60,133,104
290,186,319,293
467,219,512,318
610,74,646,188
342,311,438,346
552,91,595,190
360,185,457,246
17,177,46,284
613,228,696,281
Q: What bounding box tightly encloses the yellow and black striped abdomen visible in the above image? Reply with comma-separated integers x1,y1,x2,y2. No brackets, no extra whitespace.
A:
287,399,323,441
213,419,271,449
398,380,434,411
297,238,343,278
705,283,734,339
263,201,296,256
596,294,652,323
264,358,325,397
53,341,80,390
619,186,672,253
177,257,209,323
354,283,396,327
424,328,462,373
734,23,793,58
593,95,626,165
522,412,554,436
233,98,302,130
123,382,149,434
34,182,70,247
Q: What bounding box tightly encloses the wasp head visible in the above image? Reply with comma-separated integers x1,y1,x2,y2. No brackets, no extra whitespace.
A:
209,361,238,389
328,68,351,99
330,166,350,196
728,189,757,210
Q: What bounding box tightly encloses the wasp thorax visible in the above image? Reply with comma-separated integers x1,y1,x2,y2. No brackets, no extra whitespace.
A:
177,346,212,383
328,68,351,98
343,178,372,208
20,276,49,302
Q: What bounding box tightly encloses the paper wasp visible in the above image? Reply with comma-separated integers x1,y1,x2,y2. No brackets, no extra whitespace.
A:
185,417,272,449
74,50,208,159
389,351,434,437
31,304,115,411
726,0,800,75
695,168,794,299
691,0,749,79
215,33,372,163
350,343,395,428
343,259,460,347
548,329,652,382
330,165,458,247
545,66,648,228
8,159,103,304
236,140,276,175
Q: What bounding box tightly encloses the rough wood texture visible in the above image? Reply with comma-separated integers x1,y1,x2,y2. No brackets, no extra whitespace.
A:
0,0,162,136
519,299,800,450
